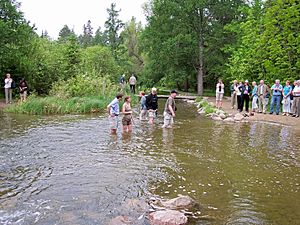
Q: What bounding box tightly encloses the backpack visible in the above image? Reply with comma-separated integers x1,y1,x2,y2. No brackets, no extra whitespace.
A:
11,80,16,89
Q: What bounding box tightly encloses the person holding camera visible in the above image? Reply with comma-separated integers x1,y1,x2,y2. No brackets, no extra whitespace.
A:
4,73,13,104
269,79,283,115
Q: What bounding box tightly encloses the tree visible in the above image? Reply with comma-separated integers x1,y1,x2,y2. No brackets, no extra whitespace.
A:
58,25,75,43
104,3,124,59
141,0,245,94
93,26,105,46
79,20,93,47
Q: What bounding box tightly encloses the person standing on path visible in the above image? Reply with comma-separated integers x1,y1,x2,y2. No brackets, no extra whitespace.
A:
215,79,224,109
269,79,283,115
243,80,252,112
146,87,158,125
119,74,126,91
129,74,137,94
107,93,123,135
282,80,292,116
162,90,177,128
237,81,245,112
292,80,300,118
257,80,269,114
19,78,28,102
230,80,238,109
4,73,13,104
122,96,133,133
139,91,147,121
251,81,258,113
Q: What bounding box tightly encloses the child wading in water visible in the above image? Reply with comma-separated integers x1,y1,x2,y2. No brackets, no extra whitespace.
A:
122,96,133,133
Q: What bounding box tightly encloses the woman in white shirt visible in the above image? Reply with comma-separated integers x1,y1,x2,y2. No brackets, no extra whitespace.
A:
216,79,225,109
4,73,13,104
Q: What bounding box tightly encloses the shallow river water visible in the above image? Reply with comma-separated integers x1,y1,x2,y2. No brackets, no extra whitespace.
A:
0,100,299,225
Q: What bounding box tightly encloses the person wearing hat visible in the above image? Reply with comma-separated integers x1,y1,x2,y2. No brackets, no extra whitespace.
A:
162,90,177,128
146,87,158,124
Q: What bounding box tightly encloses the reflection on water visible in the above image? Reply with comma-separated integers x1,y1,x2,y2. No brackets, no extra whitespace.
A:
0,101,299,225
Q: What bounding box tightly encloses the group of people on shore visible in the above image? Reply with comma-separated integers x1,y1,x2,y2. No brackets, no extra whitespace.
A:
216,79,300,117
107,87,177,134
3,73,28,104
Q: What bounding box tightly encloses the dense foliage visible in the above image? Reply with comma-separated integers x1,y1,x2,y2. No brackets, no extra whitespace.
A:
1,0,299,104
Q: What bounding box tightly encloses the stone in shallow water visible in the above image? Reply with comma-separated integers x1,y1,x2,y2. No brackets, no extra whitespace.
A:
149,210,188,225
224,117,235,122
234,113,244,121
161,195,196,210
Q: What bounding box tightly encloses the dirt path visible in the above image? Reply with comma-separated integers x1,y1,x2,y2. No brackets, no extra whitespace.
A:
206,96,300,132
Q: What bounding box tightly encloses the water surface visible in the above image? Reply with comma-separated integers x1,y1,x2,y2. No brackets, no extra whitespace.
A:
0,101,299,224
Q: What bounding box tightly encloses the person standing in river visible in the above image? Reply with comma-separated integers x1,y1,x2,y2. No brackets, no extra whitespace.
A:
107,93,123,135
146,87,158,125
139,91,147,121
122,96,133,133
162,90,177,128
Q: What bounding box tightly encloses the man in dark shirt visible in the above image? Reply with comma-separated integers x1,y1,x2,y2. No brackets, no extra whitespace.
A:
146,87,158,124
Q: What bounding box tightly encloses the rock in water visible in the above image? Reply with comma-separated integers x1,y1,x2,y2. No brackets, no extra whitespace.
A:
211,116,223,121
107,215,133,225
161,195,196,210
149,210,188,225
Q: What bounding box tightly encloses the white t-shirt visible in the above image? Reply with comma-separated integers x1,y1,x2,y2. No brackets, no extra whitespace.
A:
129,76,136,85
216,83,224,94
293,85,300,96
4,78,12,88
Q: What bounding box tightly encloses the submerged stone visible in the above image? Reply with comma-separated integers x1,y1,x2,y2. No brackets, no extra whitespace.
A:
161,195,196,210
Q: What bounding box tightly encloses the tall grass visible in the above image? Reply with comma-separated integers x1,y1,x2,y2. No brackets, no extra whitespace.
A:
4,95,110,114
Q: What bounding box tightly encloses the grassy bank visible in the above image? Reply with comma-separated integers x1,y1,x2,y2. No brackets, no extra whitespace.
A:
4,94,138,115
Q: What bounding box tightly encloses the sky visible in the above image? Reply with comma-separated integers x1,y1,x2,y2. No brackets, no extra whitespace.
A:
19,0,147,39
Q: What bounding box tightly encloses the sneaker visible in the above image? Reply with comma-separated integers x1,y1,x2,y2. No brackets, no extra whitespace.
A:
276,113,279,115
269,112,273,114
296,115,299,118
282,113,286,116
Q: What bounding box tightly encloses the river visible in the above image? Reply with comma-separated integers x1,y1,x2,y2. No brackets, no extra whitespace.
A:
0,100,299,225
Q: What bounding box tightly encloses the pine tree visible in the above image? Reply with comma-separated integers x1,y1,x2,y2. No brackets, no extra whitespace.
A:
104,3,124,59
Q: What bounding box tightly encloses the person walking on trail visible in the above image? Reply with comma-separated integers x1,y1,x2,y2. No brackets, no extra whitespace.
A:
107,93,123,135
139,91,147,121
162,90,177,129
215,79,224,109
269,79,283,115
230,80,238,109
146,87,158,125
129,74,137,94
122,96,133,133
119,74,126,91
19,78,28,102
257,80,269,114
4,73,13,104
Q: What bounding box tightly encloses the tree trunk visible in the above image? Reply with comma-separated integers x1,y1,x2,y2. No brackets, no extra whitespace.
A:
197,8,204,96
184,78,189,92
197,42,204,95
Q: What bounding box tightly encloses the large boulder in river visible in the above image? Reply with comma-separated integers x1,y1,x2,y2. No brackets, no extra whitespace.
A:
149,210,188,225
161,195,196,210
